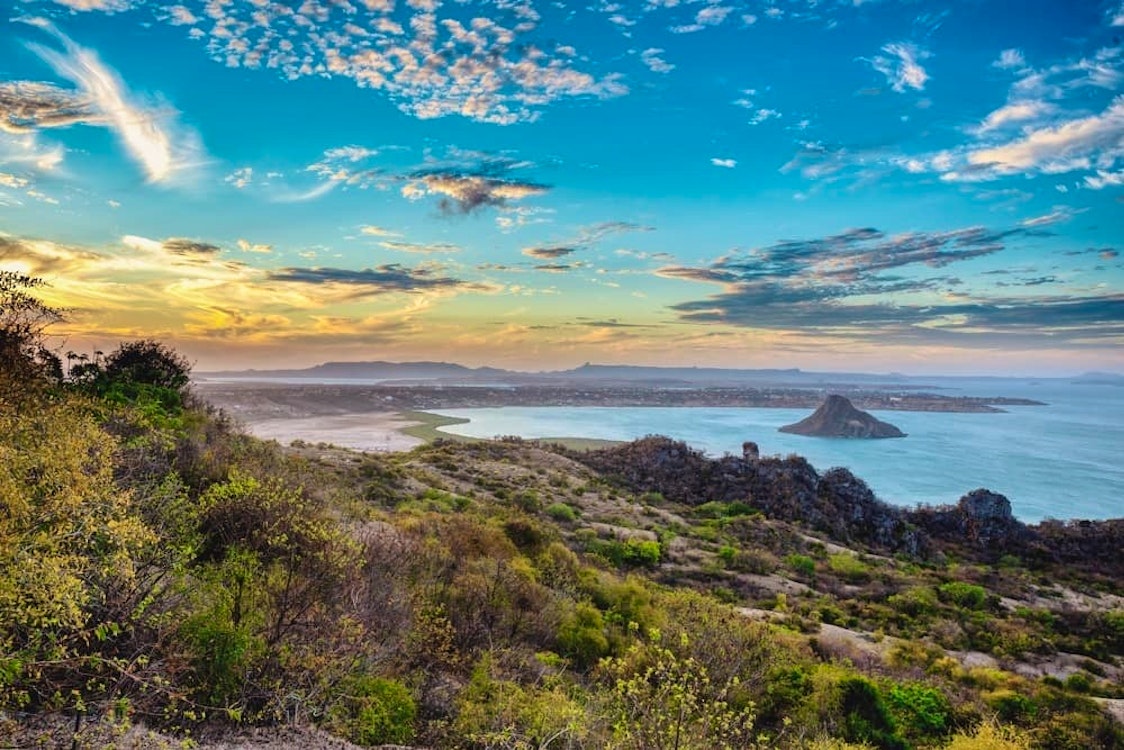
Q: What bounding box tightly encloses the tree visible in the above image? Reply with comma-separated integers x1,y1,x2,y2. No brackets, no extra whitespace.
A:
0,272,64,399
103,339,191,393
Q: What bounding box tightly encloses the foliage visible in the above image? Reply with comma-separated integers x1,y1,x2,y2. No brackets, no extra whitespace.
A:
938,582,989,610
328,675,416,746
599,631,759,750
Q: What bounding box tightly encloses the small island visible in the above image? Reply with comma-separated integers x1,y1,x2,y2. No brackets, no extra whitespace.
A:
779,394,906,438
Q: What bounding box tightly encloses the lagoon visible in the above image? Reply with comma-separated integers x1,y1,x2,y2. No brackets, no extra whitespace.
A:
432,381,1124,523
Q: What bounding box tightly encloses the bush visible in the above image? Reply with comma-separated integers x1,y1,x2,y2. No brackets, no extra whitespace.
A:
838,677,907,750
546,502,578,522
885,681,950,741
828,553,872,583
557,602,610,668
786,554,817,577
939,581,988,610
329,675,416,746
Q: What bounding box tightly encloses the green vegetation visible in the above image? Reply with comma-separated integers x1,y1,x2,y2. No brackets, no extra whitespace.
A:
2,275,1123,748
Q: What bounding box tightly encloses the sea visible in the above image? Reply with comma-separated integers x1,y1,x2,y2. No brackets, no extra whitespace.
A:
430,379,1124,523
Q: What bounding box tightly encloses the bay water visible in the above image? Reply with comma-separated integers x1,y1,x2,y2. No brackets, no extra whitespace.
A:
431,381,1124,522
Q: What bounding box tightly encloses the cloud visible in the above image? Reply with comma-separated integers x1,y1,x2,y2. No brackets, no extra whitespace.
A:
380,240,461,253
404,173,547,214
641,48,675,74
237,238,272,254
360,225,401,237
962,96,1124,177
655,222,1113,343
1112,2,1124,26
520,220,651,261
47,0,134,10
994,49,1026,71
162,238,221,256
711,158,737,168
18,20,204,183
1019,206,1083,228
534,263,582,273
868,42,930,93
696,6,733,26
400,152,548,214
0,172,30,189
1084,168,1124,189
225,167,253,189
157,1,627,124
749,108,781,125
267,264,471,293
0,81,98,134
975,100,1054,133
523,245,576,259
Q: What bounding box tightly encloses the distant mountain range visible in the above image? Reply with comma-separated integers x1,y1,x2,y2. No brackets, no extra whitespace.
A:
198,360,1119,388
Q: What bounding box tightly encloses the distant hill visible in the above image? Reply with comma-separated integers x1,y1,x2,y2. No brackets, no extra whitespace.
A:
198,360,925,387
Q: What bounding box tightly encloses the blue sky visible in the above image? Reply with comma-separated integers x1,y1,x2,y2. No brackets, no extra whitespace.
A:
1,0,1122,374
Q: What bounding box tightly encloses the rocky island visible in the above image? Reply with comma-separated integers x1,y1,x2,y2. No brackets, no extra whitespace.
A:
779,394,906,438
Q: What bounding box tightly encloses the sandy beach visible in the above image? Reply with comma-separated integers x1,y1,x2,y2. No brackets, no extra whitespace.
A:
236,412,425,452
193,382,429,452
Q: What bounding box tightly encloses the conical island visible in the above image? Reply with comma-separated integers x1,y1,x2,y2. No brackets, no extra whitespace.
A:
779,394,906,438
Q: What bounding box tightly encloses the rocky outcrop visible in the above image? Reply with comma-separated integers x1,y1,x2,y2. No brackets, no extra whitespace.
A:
779,395,905,438
574,436,928,556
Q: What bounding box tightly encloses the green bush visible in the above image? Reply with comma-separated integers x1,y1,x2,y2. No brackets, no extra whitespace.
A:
939,581,988,610
546,502,578,522
557,602,610,668
838,677,907,750
885,681,950,741
786,554,817,577
330,675,416,746
828,553,872,583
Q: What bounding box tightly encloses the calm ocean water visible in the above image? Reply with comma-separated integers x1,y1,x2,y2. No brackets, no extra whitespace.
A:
432,381,1124,522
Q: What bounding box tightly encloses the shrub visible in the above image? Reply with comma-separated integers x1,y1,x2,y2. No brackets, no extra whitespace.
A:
885,681,950,741
828,553,872,583
329,675,416,746
557,602,610,668
939,581,988,610
546,502,578,522
837,676,907,750
945,721,1033,750
786,554,817,577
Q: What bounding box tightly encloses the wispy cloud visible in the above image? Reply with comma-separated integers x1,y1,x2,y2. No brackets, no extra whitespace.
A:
360,225,401,237
711,158,737,168
868,42,930,92
18,19,204,183
380,240,461,253
47,0,135,11
993,48,1027,71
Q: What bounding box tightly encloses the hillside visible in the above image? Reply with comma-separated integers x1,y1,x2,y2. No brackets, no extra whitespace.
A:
2,278,1123,749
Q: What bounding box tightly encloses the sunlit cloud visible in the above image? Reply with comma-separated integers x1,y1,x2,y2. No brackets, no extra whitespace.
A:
16,19,204,184
154,0,627,124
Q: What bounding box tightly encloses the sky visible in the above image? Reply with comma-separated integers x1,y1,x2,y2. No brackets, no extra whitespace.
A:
1,0,1122,375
